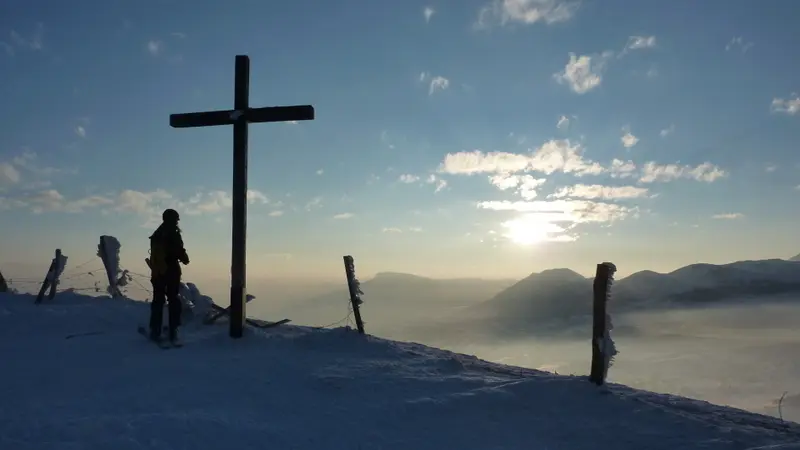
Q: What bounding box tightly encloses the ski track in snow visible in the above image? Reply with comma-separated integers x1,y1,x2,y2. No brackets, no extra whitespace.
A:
1,292,799,450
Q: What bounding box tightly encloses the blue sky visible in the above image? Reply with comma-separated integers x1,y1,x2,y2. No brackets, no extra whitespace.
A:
1,0,799,281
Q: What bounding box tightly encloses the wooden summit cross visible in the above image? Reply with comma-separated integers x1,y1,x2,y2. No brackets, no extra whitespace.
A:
170,55,315,339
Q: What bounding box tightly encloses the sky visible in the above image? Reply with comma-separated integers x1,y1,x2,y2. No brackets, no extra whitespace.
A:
1,0,799,282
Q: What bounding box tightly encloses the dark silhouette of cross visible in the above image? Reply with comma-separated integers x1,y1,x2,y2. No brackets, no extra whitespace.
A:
169,55,315,338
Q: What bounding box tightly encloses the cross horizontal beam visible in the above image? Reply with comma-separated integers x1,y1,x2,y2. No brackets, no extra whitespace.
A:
170,105,315,129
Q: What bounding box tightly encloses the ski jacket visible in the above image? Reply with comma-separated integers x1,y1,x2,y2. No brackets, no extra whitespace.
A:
148,223,189,278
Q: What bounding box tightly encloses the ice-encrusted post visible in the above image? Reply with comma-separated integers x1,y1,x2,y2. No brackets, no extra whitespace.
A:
97,236,123,298
35,249,68,304
48,249,68,300
590,261,617,386
343,255,365,334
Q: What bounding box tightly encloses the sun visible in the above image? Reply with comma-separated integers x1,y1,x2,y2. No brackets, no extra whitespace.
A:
501,215,568,246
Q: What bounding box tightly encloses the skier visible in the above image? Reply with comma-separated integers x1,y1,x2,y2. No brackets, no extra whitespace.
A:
146,208,190,344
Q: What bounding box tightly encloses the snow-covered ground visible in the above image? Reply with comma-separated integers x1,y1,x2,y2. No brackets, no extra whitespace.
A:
1,291,799,450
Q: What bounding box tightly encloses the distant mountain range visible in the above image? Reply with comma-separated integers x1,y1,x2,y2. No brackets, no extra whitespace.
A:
273,271,516,333
453,256,800,339
276,255,800,341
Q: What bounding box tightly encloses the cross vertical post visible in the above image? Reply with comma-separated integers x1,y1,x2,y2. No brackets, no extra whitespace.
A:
168,55,315,339
230,55,250,338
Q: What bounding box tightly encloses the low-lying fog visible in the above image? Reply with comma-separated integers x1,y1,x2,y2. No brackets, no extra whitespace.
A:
257,288,800,424
442,298,800,423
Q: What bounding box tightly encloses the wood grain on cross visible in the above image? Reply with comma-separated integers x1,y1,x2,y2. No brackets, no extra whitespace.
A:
169,55,315,338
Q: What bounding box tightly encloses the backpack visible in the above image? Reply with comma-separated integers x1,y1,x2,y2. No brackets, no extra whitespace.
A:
146,232,168,277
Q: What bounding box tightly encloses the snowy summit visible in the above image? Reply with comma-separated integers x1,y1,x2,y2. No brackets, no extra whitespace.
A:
1,290,799,450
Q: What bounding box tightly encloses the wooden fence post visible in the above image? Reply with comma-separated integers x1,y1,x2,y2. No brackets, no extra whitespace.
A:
98,236,122,298
343,255,365,334
35,249,67,304
589,261,617,386
48,249,65,300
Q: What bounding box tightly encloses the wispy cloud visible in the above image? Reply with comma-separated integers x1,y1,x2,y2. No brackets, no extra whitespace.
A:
11,150,77,178
2,187,275,224
771,94,799,115
617,35,657,58
556,115,571,130
439,139,604,176
549,184,651,200
621,126,639,148
712,213,744,220
638,162,727,183
478,199,636,224
420,72,450,95
333,212,354,219
554,36,656,94
489,174,546,200
2,23,44,56
609,159,637,178
476,0,579,29
438,139,727,185
0,162,21,185
75,126,86,138
398,174,420,183
146,40,162,56
553,52,610,94
397,173,447,192
424,6,435,23
625,35,657,51
305,196,323,211
726,36,753,53
660,124,675,137
426,174,448,193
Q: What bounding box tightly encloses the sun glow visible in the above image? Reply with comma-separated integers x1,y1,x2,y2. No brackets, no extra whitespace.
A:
501,214,574,246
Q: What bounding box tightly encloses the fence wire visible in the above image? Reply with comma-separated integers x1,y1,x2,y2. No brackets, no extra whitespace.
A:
4,264,361,332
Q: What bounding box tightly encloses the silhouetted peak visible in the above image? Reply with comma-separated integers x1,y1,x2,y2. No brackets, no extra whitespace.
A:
527,268,587,284
624,269,669,281
369,272,431,283
790,253,800,262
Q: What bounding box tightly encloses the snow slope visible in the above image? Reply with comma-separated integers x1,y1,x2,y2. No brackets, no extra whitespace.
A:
1,291,799,450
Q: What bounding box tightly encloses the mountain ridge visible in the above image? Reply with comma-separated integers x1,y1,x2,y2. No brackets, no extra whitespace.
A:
443,257,800,339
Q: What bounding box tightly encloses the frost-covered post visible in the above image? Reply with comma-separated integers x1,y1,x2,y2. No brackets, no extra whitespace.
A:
590,261,617,386
47,249,68,300
0,270,8,293
35,249,68,304
98,235,125,298
343,255,365,334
